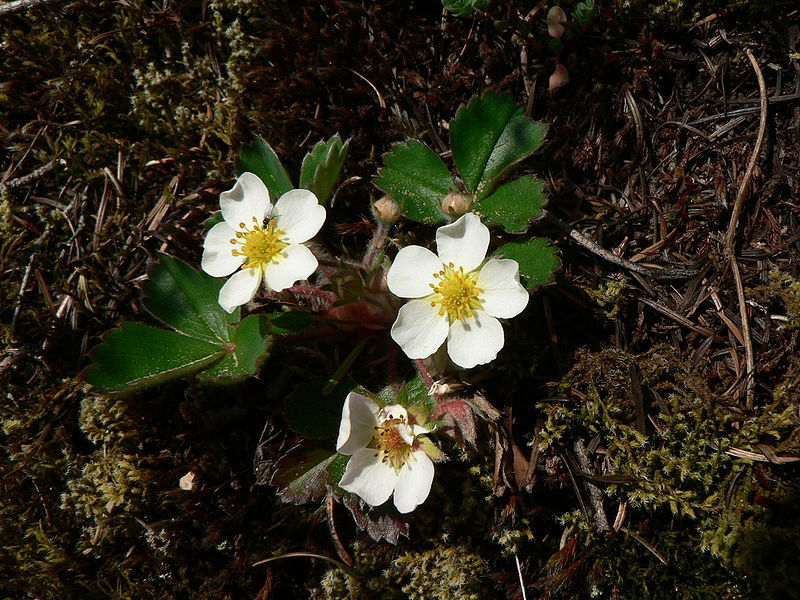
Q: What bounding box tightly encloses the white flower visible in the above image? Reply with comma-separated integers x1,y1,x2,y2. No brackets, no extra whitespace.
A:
336,392,435,514
201,172,326,312
387,212,529,369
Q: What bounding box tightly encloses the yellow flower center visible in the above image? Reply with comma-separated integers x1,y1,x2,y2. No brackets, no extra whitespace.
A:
229,217,288,270
428,262,483,321
372,415,414,471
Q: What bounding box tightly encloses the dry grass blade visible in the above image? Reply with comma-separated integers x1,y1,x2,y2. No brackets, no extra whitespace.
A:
252,552,358,578
724,49,768,407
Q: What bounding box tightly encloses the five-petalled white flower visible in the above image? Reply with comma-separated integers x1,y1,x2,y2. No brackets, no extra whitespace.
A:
387,212,529,369
201,172,326,312
337,392,435,514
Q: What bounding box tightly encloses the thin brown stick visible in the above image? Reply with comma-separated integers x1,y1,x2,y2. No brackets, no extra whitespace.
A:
547,214,698,280
724,49,767,408
252,552,358,578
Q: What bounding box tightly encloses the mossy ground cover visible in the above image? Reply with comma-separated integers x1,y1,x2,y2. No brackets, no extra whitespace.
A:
2,0,800,598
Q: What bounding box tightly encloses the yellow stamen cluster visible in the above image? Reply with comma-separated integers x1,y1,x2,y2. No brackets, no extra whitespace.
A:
372,413,414,471
229,216,288,270
428,262,483,321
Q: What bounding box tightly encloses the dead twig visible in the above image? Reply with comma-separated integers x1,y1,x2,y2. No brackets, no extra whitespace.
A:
724,49,768,408
547,214,699,280
0,159,65,192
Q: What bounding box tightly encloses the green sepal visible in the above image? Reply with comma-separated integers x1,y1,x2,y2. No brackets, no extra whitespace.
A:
493,237,560,291
299,135,349,205
374,140,456,224
235,134,293,200
477,175,547,233
450,93,547,200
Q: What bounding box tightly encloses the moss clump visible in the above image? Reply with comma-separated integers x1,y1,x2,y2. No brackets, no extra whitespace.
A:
312,542,490,600
748,270,800,330
538,345,800,597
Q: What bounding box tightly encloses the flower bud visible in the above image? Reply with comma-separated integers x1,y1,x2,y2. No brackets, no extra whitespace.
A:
546,6,567,39
441,191,473,218
549,63,569,93
371,195,401,224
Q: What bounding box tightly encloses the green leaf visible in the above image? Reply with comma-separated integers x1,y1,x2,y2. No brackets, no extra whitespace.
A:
450,93,547,200
299,135,349,205
235,135,293,200
202,210,224,231
84,323,225,393
143,254,238,343
271,445,341,504
374,140,456,224
477,176,547,233
197,315,270,381
493,237,560,290
442,0,490,16
284,376,358,439
269,310,313,335
84,256,272,393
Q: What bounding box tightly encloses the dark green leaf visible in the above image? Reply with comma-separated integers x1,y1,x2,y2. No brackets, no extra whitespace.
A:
269,310,313,335
477,176,547,233
442,0,490,16
143,255,238,343
374,140,456,224
450,93,547,200
197,315,271,381
299,135,349,205
84,323,224,393
284,376,358,439
493,237,560,290
85,256,272,393
235,135,293,200
202,210,224,231
271,445,339,504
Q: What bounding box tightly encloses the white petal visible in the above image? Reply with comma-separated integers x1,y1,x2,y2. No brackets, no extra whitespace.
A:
202,222,244,277
411,424,430,436
477,259,530,318
387,246,443,299
336,393,379,455
218,267,261,313
220,172,271,231
390,300,449,360
339,447,397,507
436,212,489,273
377,404,408,423
446,311,504,368
393,450,434,513
262,244,318,292
273,189,326,244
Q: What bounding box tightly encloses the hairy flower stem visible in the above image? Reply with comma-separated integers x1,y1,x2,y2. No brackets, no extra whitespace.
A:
414,359,434,389
362,221,389,271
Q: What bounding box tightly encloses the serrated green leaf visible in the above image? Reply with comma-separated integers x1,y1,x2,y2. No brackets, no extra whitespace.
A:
299,135,349,205
374,140,456,224
143,255,238,343
493,237,560,290
84,323,225,393
284,376,358,439
235,135,293,200
477,176,547,233
271,445,338,504
197,314,270,380
85,256,272,393
450,93,547,200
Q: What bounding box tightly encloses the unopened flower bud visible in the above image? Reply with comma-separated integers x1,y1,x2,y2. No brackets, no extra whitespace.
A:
372,196,401,224
441,191,473,218
549,63,569,92
546,6,567,39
